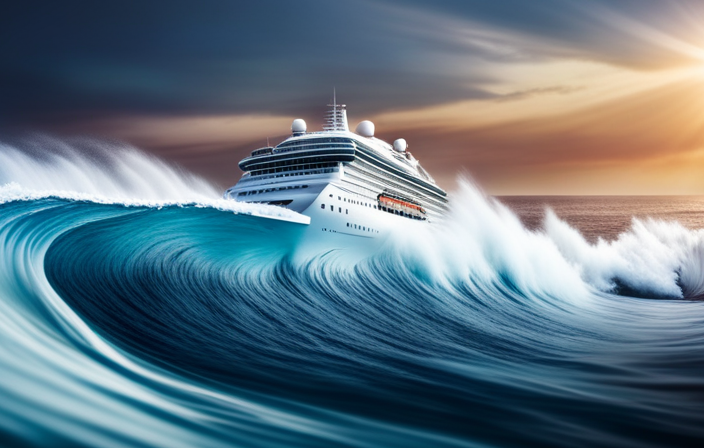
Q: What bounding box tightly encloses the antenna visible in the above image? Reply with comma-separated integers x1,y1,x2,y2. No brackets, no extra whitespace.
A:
323,88,349,132
266,137,270,147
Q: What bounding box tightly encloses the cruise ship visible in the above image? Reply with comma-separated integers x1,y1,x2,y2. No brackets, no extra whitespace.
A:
224,98,448,247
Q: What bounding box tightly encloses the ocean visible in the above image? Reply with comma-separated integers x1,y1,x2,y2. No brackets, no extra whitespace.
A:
2,139,704,448
501,195,704,243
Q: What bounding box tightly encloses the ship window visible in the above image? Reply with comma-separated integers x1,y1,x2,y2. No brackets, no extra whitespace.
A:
354,224,357,229
374,205,377,209
321,204,325,209
303,185,308,188
347,223,349,227
346,209,348,214
330,205,334,211
339,207,342,213
329,194,333,198
338,196,341,200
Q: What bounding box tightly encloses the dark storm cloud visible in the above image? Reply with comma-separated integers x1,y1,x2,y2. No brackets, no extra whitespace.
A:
1,0,702,125
0,0,495,123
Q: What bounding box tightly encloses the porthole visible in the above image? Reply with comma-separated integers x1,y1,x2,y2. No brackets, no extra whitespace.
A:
321,204,325,209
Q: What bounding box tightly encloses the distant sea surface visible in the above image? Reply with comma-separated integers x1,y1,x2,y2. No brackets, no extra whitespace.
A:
499,195,704,242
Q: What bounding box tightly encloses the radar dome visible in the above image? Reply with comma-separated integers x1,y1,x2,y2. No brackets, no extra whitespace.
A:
356,120,375,138
393,138,407,152
291,118,307,134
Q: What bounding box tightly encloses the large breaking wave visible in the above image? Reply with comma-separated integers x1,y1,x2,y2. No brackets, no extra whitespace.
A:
2,137,704,447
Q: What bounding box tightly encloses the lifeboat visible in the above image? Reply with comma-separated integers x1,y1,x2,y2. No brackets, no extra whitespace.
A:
377,193,426,220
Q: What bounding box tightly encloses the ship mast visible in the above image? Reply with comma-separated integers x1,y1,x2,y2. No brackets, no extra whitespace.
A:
323,88,349,131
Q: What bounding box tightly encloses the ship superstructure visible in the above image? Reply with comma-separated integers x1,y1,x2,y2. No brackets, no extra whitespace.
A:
225,98,448,241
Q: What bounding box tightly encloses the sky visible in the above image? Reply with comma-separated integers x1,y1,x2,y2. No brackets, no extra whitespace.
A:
2,0,704,194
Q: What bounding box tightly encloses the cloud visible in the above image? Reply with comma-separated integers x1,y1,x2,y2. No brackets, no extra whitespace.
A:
385,0,704,69
3,0,704,193
375,73,704,194
494,86,584,103
4,0,703,124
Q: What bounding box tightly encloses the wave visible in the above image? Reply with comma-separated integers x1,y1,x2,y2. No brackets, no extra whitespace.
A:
0,136,308,223
2,138,704,447
544,208,704,299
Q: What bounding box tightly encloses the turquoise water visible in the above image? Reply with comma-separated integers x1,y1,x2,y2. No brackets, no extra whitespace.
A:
2,140,704,447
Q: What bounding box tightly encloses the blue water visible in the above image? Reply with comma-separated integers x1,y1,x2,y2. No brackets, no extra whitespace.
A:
2,139,704,447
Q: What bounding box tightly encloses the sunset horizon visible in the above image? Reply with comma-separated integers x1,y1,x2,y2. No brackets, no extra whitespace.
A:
3,0,704,195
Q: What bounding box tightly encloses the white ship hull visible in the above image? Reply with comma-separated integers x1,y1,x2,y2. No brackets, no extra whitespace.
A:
227,171,424,260
297,182,424,257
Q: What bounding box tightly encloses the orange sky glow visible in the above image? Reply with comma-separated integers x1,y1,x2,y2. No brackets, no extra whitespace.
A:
5,1,704,195
79,61,704,195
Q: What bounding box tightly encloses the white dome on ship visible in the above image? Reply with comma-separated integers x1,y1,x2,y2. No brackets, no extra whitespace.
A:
393,138,407,152
356,120,375,138
291,118,307,134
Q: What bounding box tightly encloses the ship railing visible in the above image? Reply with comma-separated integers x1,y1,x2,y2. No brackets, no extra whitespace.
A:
251,147,274,156
237,167,339,183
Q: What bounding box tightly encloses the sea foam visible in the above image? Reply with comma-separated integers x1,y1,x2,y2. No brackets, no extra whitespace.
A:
0,137,309,223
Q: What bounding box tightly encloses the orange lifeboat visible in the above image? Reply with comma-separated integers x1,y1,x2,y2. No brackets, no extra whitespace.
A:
377,194,426,219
